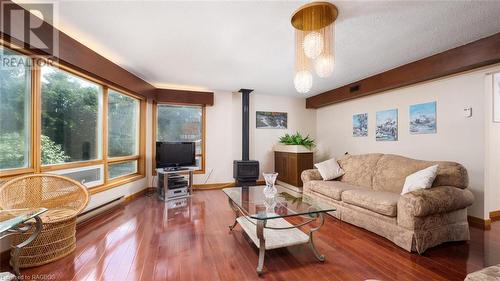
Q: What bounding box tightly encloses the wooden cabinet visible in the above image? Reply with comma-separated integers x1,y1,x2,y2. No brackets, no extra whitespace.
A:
274,151,313,188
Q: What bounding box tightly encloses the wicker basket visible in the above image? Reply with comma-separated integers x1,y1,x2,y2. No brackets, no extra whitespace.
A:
0,174,89,268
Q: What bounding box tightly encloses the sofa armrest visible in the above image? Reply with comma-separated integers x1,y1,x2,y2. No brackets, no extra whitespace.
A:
301,169,322,184
398,186,474,217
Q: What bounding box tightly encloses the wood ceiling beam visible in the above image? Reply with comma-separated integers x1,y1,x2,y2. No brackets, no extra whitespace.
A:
155,89,214,106
306,32,500,109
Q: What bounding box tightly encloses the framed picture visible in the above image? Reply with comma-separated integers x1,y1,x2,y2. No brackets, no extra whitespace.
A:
410,102,437,134
494,73,500,122
352,113,368,137
376,109,398,141
256,111,287,129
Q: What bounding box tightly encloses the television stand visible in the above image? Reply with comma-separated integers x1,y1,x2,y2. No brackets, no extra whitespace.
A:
156,168,195,201
164,167,189,172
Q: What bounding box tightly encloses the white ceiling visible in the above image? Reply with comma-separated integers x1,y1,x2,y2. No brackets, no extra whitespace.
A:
17,0,500,97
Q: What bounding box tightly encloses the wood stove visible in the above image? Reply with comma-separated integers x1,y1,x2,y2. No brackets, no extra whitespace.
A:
233,89,259,186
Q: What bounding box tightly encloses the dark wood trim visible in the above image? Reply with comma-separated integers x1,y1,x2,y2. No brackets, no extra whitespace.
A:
0,0,156,98
306,32,500,108
123,188,153,204
468,215,492,230
155,89,214,106
490,210,500,222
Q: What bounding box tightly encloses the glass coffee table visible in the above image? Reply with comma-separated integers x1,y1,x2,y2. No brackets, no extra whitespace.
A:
223,186,336,275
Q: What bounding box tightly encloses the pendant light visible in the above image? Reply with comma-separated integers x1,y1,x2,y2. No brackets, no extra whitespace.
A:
291,2,338,93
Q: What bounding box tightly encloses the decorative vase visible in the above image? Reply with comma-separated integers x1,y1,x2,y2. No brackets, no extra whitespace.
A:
264,196,277,214
263,172,278,198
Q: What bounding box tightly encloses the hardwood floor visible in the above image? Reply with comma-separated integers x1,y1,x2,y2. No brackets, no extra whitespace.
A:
5,190,499,281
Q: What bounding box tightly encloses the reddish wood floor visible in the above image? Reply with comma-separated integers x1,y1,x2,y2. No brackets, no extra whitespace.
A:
4,190,500,281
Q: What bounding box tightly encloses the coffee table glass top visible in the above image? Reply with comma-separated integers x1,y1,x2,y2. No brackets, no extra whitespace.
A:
223,186,336,220
0,208,48,234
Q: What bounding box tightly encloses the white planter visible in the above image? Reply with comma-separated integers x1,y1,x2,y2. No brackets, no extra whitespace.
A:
273,144,313,153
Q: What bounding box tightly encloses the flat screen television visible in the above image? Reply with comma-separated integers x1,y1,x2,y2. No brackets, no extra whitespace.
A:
156,142,196,169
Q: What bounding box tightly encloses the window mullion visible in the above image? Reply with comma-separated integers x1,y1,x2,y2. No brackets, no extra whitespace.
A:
32,58,41,173
103,87,109,184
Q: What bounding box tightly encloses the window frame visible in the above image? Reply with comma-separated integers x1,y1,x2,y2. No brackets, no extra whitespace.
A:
0,41,147,194
40,64,104,166
152,101,206,175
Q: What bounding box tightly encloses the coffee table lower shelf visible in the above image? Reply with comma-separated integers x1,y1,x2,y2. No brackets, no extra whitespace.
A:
232,214,326,275
236,216,309,249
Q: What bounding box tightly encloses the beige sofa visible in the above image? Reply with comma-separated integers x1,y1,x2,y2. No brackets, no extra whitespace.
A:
301,153,474,254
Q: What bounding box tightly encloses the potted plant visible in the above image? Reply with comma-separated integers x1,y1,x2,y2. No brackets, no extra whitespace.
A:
274,132,315,153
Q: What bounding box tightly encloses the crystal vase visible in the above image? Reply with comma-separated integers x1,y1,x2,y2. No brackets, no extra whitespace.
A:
263,172,278,198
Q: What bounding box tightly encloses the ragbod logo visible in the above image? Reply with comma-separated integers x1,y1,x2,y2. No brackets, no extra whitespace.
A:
1,2,58,68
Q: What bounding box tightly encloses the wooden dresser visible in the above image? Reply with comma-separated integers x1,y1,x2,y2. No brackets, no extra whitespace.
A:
274,151,313,190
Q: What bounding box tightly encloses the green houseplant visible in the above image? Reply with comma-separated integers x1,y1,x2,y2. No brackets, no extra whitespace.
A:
278,132,315,150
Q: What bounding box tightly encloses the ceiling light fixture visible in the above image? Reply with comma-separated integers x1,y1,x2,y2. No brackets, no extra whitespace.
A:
291,1,338,93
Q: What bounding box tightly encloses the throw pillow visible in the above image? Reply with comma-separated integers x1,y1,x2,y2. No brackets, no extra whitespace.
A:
401,164,439,195
314,158,344,181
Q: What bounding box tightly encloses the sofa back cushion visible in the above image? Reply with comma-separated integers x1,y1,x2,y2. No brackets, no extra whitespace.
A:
372,154,469,193
337,153,383,189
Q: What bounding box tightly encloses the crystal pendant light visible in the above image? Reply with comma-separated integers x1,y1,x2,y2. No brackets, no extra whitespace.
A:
303,31,323,59
294,70,313,94
291,2,338,93
315,54,334,78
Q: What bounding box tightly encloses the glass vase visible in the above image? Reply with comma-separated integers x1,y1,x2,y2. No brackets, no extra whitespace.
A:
263,172,278,198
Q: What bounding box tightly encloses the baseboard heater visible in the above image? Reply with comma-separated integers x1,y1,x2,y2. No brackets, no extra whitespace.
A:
77,196,125,224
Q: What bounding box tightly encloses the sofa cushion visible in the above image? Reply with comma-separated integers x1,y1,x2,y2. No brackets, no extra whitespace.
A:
401,164,439,195
314,158,344,180
342,189,400,217
337,153,383,188
309,180,361,200
372,154,469,193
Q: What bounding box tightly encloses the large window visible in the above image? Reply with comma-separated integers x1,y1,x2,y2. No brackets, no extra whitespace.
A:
0,47,31,170
0,44,145,192
107,89,140,180
108,89,139,157
41,66,102,165
156,104,205,171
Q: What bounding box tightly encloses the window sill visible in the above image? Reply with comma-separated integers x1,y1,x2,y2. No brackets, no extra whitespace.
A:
0,168,35,179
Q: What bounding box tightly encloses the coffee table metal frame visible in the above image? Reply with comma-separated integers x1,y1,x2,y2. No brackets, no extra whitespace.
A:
226,196,327,275
0,208,47,277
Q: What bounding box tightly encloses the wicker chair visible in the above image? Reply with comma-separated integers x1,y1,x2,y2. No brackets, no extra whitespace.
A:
0,174,89,268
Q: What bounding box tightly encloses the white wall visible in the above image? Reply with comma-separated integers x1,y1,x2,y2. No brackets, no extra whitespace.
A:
315,65,500,219
192,92,316,184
